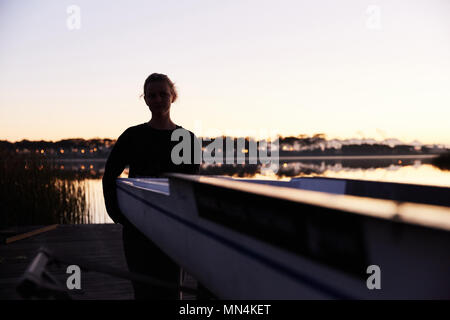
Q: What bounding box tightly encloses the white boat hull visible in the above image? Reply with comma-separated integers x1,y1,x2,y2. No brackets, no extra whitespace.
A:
116,175,450,299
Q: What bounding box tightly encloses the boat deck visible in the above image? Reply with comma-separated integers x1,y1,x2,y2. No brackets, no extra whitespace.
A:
0,224,198,300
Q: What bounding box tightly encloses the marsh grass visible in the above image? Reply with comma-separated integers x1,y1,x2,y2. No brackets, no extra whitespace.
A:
0,153,92,227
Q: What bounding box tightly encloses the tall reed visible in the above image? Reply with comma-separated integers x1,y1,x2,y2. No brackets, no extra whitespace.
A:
0,152,90,227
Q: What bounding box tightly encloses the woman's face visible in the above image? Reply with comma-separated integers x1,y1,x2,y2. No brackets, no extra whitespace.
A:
144,81,173,115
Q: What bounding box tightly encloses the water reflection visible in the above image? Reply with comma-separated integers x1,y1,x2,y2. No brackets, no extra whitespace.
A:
199,158,450,186
319,164,450,187
2,155,449,227
85,179,113,224
0,156,113,227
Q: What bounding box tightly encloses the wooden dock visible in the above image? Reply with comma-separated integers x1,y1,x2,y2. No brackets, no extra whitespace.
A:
0,224,200,300
0,224,140,300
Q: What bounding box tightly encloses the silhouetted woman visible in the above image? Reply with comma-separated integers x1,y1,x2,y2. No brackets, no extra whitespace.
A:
102,73,200,299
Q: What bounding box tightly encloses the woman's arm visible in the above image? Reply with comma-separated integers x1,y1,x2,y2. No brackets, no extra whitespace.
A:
102,129,130,224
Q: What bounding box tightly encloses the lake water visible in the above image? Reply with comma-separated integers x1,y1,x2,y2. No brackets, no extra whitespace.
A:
1,156,448,226
81,157,450,224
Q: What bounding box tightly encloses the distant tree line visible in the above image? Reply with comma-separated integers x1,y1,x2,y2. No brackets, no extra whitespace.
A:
0,135,448,159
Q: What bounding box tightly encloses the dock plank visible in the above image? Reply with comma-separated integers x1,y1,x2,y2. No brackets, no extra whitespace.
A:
0,224,133,300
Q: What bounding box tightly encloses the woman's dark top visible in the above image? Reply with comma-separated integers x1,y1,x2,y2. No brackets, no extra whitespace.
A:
102,123,200,225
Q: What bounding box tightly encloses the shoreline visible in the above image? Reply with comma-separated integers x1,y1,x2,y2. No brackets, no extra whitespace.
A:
44,154,439,162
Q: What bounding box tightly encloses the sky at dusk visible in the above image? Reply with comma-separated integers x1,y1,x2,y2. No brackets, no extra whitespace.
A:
1,0,449,145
